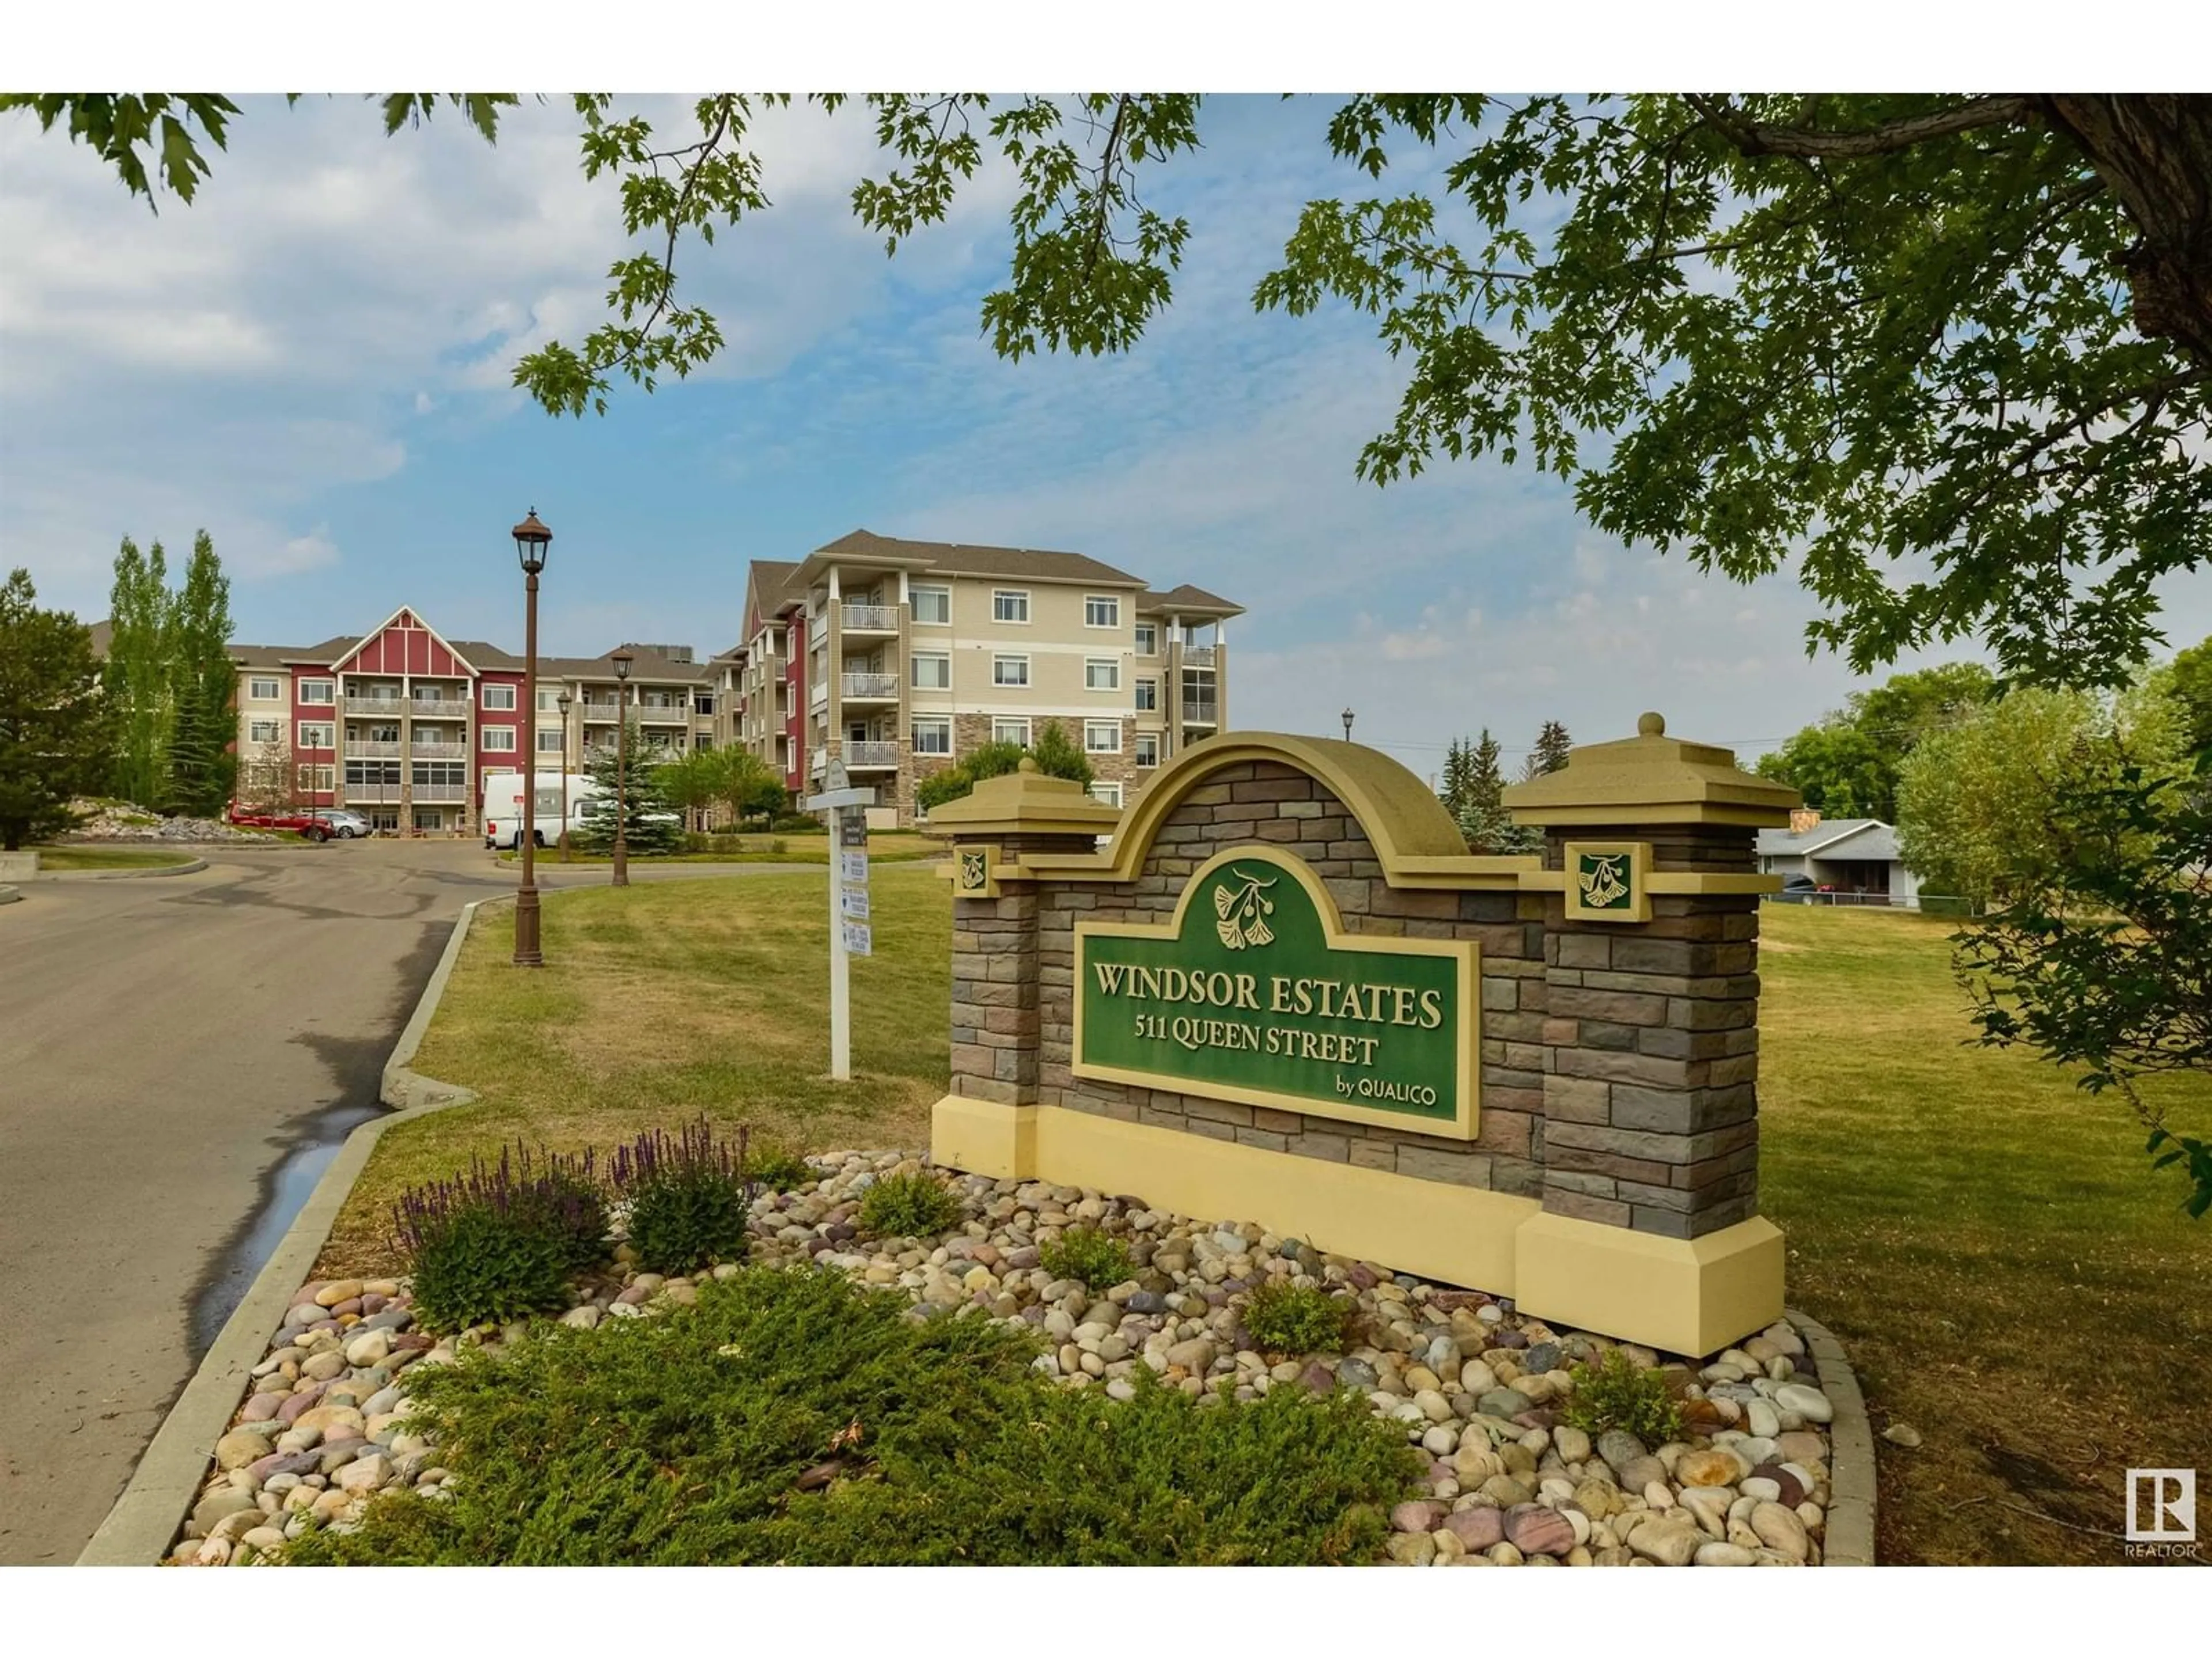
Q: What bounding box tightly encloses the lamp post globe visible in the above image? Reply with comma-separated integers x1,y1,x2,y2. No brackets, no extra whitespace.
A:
511,508,554,967
1341,707,1355,742
610,648,633,888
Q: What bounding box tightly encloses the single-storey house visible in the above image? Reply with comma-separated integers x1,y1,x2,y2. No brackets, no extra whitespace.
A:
1755,810,1923,907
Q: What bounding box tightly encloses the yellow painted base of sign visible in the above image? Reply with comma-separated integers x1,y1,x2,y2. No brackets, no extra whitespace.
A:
1510,1211,1785,1358
927,1097,1785,1357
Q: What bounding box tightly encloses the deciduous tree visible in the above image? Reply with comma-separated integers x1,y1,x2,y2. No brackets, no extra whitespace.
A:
104,535,171,809
0,570,113,850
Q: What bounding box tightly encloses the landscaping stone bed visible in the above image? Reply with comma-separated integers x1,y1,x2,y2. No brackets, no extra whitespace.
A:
174,1150,1838,1567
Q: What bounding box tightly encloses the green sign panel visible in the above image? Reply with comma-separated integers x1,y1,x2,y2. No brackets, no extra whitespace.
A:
1074,846,1478,1137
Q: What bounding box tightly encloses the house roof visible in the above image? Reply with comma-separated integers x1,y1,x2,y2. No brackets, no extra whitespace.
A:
1138,584,1244,619
805,528,1150,589
1755,818,1904,861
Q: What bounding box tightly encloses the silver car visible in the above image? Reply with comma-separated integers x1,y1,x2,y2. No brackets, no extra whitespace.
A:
321,809,372,839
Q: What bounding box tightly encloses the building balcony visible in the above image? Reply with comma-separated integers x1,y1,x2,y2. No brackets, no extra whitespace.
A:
1181,645,1218,667
635,701,690,724
809,680,830,709
578,700,623,722
344,695,407,717
347,741,403,759
844,741,900,770
410,741,468,760
409,700,469,719
412,784,468,804
840,671,899,701
840,602,900,633
1181,700,1219,727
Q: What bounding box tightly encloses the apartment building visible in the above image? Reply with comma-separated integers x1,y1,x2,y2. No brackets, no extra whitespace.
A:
719,530,1241,827
225,607,716,833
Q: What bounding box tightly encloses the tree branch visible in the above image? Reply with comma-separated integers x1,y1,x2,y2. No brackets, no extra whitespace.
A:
1685,94,2038,160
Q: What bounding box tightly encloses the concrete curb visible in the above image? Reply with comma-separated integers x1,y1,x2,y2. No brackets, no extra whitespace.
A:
36,857,209,881
1787,1305,1877,1566
75,898,493,1566
0,884,18,905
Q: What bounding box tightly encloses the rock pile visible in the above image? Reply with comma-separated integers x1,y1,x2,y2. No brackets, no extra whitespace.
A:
62,800,276,843
174,1150,1836,1566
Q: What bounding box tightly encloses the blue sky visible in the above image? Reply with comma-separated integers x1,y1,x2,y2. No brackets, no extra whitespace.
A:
7,92,2203,781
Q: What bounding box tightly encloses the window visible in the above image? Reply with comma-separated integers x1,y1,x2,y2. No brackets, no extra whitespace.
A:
1085,658,1120,692
296,722,334,749
1089,781,1123,808
695,693,714,715
248,718,282,744
992,589,1030,624
297,679,335,705
537,729,566,753
1134,622,1158,656
369,810,400,832
412,761,467,787
912,653,950,691
481,728,517,753
911,585,950,625
1135,733,1160,767
249,676,281,702
993,654,1029,688
481,684,516,711
1085,594,1120,628
295,764,334,791
1135,677,1158,713
345,759,401,787
912,717,952,756
1085,721,1122,755
537,688,563,712
993,717,1031,745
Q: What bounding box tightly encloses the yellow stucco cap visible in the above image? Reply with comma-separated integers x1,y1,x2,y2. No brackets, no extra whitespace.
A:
1501,712,1801,829
921,757,1126,839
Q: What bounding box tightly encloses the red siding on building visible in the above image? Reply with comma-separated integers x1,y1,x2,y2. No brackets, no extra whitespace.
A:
475,670,526,808
784,612,806,791
290,660,338,805
338,609,473,679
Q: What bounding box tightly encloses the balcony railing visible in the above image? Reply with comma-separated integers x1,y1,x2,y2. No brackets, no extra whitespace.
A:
840,602,900,632
412,784,468,804
1181,700,1219,726
344,695,406,716
1181,645,1218,666
347,741,402,759
635,701,690,723
579,700,623,721
409,699,469,718
410,741,468,759
809,680,830,708
844,740,900,769
841,671,899,700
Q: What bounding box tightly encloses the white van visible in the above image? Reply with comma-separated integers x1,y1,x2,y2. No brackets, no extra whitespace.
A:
484,771,599,849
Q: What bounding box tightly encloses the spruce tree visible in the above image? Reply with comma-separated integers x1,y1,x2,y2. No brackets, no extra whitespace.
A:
1,570,114,850
1531,719,1573,776
1440,737,1474,822
577,722,683,855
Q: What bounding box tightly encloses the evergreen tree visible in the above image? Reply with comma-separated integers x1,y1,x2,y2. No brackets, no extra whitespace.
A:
576,722,683,855
1531,719,1573,777
1,570,114,850
1439,737,1475,822
1027,719,1096,788
1455,726,1543,854
104,535,172,808
163,531,235,816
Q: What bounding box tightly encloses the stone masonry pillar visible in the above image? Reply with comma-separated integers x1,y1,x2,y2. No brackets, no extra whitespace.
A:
1500,712,1801,1353
921,759,1123,1179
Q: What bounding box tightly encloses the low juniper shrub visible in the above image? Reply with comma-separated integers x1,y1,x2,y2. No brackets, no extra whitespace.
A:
1560,1348,1685,1444
391,1145,605,1332
854,1171,962,1240
1240,1279,1355,1357
1037,1226,1133,1289
612,1119,757,1275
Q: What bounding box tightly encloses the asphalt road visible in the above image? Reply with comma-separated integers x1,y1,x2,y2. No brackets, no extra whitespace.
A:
0,838,810,1565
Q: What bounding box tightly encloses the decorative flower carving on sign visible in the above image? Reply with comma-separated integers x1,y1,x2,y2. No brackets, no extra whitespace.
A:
1212,867,1278,949
959,850,987,891
1578,852,1630,910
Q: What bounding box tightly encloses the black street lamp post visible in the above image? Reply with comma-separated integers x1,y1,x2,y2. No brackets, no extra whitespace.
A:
556,691,572,862
1341,707,1356,742
512,509,554,967
611,649,632,888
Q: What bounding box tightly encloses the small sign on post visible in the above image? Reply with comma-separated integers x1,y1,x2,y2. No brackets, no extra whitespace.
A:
804,759,875,1081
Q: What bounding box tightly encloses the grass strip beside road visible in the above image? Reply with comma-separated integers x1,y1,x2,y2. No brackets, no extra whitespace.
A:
494,830,942,866
1756,904,2212,1567
31,844,202,870
321,866,950,1276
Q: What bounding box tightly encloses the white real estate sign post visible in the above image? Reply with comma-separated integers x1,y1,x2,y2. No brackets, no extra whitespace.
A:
804,760,874,1081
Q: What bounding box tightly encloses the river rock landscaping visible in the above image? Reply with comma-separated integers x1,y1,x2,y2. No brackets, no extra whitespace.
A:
173,1149,1840,1567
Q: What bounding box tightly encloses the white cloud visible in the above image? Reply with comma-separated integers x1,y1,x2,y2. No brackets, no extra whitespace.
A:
248,527,342,579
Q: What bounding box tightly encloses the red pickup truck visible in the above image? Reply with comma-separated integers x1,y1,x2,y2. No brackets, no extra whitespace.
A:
228,805,335,842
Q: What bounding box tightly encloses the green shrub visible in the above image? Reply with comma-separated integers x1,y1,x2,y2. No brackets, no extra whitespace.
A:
612,1121,756,1275
1038,1226,1134,1289
279,1265,1419,1565
1240,1280,1355,1356
390,1148,605,1332
855,1171,963,1240
744,1143,815,1193
1560,1349,1685,1444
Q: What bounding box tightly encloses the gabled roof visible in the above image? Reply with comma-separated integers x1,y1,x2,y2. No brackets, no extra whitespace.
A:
1138,583,1244,618
744,558,805,625
1755,818,1902,859
806,528,1148,589
331,607,478,676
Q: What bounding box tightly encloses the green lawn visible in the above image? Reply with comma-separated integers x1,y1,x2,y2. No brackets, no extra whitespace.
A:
494,830,941,866
1756,903,2212,1566
31,844,199,870
322,866,950,1274
331,872,2212,1566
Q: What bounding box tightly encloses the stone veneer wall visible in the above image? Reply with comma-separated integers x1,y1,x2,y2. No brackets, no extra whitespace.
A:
1539,824,1763,1240
1027,759,1549,1198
